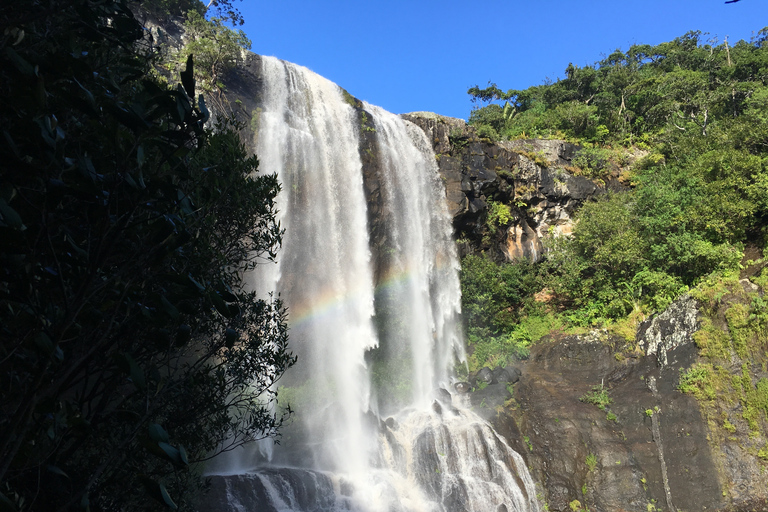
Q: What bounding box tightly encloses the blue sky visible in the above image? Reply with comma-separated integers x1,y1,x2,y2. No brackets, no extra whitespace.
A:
239,1,768,120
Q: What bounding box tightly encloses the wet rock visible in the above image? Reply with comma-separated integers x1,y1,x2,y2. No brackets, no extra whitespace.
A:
494,366,521,384
433,387,452,404
475,366,494,385
547,479,572,512
637,295,699,367
454,381,471,393
502,309,725,512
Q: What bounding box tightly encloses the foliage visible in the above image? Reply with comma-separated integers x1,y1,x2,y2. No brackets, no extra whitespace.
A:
465,28,768,330
585,453,598,472
486,200,512,233
177,11,252,97
476,123,500,141
580,385,613,411
572,147,612,177
460,255,546,369
144,0,206,18
145,0,247,26
678,366,716,400
0,1,293,510
468,29,768,146
461,25,768,474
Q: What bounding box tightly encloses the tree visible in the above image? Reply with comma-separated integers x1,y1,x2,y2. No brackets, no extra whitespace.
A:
179,10,251,101
0,1,294,510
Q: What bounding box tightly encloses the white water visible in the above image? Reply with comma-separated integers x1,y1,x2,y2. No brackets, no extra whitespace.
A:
213,56,539,512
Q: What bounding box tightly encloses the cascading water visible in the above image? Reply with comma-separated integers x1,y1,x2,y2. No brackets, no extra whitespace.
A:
206,56,540,512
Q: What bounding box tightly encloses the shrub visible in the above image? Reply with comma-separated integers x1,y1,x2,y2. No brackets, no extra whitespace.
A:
580,385,613,410
573,146,612,177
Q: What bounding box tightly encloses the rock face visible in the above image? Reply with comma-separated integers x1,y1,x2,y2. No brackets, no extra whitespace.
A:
464,295,768,512
402,113,608,262
637,295,699,367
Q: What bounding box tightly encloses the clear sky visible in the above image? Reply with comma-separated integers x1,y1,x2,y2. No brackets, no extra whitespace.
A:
239,1,768,120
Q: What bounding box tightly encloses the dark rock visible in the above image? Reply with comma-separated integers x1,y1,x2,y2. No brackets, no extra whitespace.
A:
547,479,572,512
504,366,522,383
476,366,494,385
403,113,624,263
503,325,726,512
454,381,471,393
493,366,521,384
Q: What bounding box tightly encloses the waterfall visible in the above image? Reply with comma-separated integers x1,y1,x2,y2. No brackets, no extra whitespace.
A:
206,56,540,512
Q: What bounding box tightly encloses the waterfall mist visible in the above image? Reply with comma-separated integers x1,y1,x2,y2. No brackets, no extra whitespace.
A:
208,56,539,512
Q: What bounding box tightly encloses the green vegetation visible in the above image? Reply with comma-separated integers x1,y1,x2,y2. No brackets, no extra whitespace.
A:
676,270,768,442
459,255,570,369
486,200,513,233
461,28,768,371
580,385,613,411
0,1,293,510
585,453,598,472
177,11,252,96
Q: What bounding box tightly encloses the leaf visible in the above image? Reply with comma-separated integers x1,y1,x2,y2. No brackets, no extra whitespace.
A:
187,274,205,293
157,442,183,465
32,331,54,356
159,484,178,510
139,476,178,510
148,423,170,443
225,328,238,349
175,85,192,123
79,493,90,512
4,47,35,77
136,144,145,169
175,324,191,347
208,292,232,318
160,295,180,320
46,465,70,479
0,199,23,229
198,94,210,123
178,444,189,465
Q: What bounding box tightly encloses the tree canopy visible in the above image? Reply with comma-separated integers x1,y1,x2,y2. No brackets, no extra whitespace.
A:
0,1,293,510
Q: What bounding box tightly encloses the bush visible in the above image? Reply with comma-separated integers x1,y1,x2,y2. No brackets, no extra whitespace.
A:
580,385,613,410
486,200,512,232
477,123,500,141
572,146,612,177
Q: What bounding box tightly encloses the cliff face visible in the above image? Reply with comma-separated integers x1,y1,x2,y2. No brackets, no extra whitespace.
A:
402,113,608,262
461,291,768,512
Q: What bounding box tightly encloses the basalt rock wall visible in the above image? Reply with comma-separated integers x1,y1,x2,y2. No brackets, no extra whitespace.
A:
402,112,616,262
461,292,768,512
